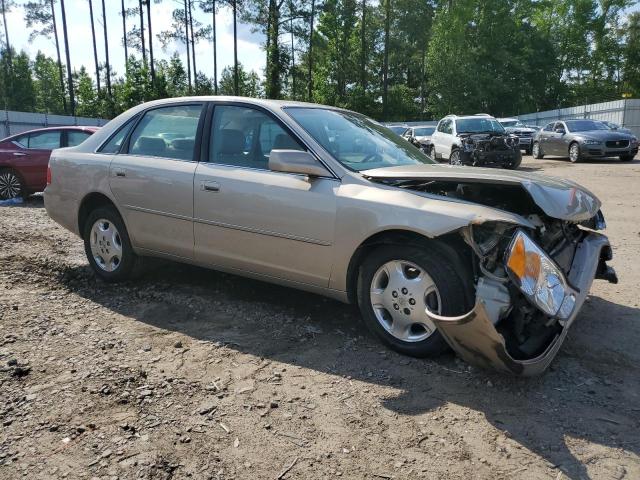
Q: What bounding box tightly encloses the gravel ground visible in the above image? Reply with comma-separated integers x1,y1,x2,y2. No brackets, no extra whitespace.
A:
1,154,639,480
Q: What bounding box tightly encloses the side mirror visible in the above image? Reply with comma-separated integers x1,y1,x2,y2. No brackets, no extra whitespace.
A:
269,150,332,178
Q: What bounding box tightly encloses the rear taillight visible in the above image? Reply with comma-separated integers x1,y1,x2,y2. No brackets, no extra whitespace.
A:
46,165,52,185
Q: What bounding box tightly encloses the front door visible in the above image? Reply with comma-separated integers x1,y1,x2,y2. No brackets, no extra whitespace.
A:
109,103,204,259
193,104,338,287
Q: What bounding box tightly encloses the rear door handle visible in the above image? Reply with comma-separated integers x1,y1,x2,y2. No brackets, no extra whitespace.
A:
13,152,26,156
201,181,220,192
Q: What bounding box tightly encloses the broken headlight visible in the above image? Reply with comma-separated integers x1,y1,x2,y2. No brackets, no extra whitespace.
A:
504,230,576,320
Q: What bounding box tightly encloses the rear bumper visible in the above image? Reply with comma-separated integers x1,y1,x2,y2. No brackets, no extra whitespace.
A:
426,232,615,375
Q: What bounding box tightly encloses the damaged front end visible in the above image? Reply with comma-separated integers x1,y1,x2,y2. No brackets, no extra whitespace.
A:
367,170,618,375
459,133,521,168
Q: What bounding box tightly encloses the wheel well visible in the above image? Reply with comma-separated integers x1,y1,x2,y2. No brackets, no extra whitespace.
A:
568,140,579,151
78,192,118,235
345,229,474,305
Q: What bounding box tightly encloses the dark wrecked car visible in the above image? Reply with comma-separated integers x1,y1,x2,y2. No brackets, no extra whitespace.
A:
44,97,616,376
431,114,522,169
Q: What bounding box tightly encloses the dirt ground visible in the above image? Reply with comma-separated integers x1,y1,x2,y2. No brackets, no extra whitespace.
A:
1,154,639,480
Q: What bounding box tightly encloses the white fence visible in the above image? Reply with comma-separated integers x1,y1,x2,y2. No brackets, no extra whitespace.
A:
1,110,109,138
517,99,640,137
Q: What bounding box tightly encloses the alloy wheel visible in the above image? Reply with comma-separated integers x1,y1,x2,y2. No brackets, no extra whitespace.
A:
449,150,462,166
89,219,124,272
569,143,580,162
532,143,540,158
369,260,441,342
0,171,22,200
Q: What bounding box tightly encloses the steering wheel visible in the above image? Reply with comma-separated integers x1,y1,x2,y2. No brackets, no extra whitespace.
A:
361,152,382,163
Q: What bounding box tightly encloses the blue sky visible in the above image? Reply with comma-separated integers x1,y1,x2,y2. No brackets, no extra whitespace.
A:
4,0,267,80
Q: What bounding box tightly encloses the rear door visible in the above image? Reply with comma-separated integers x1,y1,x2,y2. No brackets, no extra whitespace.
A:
108,103,205,259
21,130,61,190
193,103,338,286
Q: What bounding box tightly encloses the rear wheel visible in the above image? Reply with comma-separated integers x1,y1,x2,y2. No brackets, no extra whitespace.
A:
83,206,142,282
357,244,473,357
0,169,24,200
569,142,581,163
532,142,544,159
620,154,634,162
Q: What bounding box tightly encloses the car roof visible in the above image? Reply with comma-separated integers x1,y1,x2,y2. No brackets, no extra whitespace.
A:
442,114,497,120
2,125,100,142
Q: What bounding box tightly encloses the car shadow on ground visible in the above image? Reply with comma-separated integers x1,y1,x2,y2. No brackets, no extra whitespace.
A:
59,260,639,480
537,156,638,165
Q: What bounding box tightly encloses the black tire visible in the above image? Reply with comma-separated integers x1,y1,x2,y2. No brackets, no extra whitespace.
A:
357,244,474,358
532,141,544,159
568,142,581,163
525,146,532,156
83,205,142,283
449,149,462,166
0,168,25,200
505,150,522,169
620,154,634,162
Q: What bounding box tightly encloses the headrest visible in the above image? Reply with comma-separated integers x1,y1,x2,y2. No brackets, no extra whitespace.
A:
218,129,245,154
133,136,166,155
172,138,195,151
273,133,299,150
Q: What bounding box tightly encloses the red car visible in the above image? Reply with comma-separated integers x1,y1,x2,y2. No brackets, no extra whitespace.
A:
0,126,99,200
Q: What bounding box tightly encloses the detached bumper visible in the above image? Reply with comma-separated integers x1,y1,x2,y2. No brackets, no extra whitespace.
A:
427,232,615,375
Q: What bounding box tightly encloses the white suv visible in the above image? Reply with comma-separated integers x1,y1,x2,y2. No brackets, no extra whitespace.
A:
430,114,522,169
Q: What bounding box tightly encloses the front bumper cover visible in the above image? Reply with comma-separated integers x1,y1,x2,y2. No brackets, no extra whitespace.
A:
426,232,615,375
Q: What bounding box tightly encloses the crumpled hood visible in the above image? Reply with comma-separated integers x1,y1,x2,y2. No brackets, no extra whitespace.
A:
362,164,601,222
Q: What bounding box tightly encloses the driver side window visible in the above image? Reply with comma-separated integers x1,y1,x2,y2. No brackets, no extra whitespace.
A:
210,105,304,170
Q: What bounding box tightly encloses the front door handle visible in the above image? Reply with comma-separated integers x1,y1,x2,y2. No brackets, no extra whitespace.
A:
201,181,220,192
13,152,26,156
114,168,126,177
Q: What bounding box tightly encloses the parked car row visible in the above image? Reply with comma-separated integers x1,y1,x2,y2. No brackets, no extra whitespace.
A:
389,115,637,167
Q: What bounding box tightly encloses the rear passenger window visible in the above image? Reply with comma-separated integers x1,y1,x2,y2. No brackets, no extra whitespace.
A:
28,131,61,149
99,117,138,154
210,105,303,170
127,105,202,160
67,130,92,147
543,123,555,132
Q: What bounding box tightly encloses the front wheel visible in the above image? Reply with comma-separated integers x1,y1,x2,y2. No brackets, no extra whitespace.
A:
449,149,462,166
357,244,473,357
532,142,544,159
0,169,25,200
504,150,522,169
620,154,634,162
569,142,581,163
83,206,142,282
525,146,532,156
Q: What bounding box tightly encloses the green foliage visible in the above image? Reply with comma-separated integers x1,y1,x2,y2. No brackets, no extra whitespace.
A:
219,63,263,97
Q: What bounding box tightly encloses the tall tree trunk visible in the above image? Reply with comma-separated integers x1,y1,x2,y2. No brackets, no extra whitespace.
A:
232,0,238,95
121,0,128,71
50,0,68,113
188,0,197,89
1,0,11,112
265,0,280,99
145,0,155,82
183,0,192,92
360,0,366,90
307,0,315,101
101,0,112,98
212,0,217,94
88,0,101,92
59,0,75,116
289,0,295,99
382,0,390,121
138,0,147,66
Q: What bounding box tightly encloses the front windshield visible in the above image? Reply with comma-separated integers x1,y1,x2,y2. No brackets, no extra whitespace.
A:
286,107,435,171
499,120,525,128
414,127,435,136
565,120,609,132
456,118,505,134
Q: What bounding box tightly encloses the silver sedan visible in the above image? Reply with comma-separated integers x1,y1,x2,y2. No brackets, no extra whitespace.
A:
44,97,617,375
